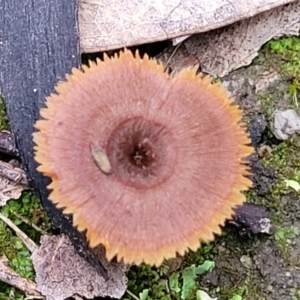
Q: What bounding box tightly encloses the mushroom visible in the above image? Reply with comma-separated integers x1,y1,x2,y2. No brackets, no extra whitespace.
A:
33,50,253,266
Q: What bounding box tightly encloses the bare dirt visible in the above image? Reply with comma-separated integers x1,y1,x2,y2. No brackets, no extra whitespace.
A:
197,49,300,299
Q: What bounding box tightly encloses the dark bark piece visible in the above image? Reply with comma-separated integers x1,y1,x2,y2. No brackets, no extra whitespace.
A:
0,0,108,279
0,131,19,157
232,203,273,236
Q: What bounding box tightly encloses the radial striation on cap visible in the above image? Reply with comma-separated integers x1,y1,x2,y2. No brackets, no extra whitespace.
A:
33,50,253,266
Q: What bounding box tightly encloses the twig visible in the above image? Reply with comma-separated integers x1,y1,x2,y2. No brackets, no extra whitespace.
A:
11,211,48,235
0,212,38,253
0,256,44,299
72,295,84,300
126,289,140,300
0,160,28,185
163,41,183,72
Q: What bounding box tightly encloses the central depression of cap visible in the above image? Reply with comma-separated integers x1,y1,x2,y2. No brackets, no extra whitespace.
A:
106,117,176,189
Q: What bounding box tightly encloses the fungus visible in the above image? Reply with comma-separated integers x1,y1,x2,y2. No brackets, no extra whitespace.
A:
33,50,253,266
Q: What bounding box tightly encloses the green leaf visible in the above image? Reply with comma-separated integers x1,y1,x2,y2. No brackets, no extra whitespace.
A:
196,290,218,300
195,260,215,275
169,272,181,293
275,228,285,240
284,180,300,192
181,265,196,299
230,295,242,300
291,226,299,236
139,289,149,300
14,239,24,250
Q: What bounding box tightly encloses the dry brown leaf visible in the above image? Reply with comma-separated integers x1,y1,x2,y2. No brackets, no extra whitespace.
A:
158,42,200,74
0,131,19,157
183,1,300,77
158,1,300,77
32,234,128,300
79,0,294,52
0,177,26,206
0,161,28,207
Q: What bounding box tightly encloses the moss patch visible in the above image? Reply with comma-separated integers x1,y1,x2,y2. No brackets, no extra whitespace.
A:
0,191,52,298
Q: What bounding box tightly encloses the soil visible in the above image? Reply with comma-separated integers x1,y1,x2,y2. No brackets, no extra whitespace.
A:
194,48,300,299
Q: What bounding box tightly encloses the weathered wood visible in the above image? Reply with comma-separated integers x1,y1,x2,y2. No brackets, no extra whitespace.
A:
0,0,107,279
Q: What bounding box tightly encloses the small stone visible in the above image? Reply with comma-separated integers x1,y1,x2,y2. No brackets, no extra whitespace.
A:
231,203,273,235
255,71,280,94
270,109,300,140
266,284,274,292
257,145,272,158
240,255,253,269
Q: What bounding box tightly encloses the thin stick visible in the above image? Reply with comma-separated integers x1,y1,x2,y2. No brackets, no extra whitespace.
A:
11,211,48,235
163,41,183,72
0,212,38,253
126,289,140,300
0,256,44,299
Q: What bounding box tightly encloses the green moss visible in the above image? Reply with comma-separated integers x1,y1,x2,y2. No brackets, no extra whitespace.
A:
0,191,52,297
262,35,300,109
0,96,9,131
260,136,300,262
183,243,214,267
256,35,300,121
219,277,256,300
125,254,216,300
263,136,300,201
0,287,26,300
290,287,300,300
126,264,169,300
1,191,52,242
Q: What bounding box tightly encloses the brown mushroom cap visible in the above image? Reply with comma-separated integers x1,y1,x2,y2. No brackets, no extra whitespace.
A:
33,50,253,266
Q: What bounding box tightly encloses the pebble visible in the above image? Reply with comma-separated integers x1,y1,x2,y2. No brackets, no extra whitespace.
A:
270,109,300,140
